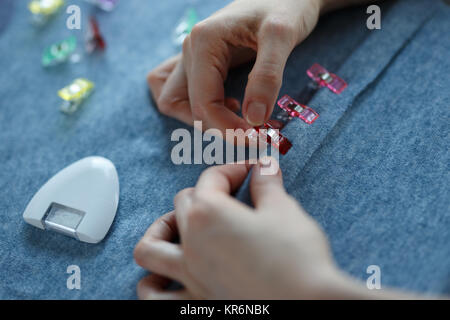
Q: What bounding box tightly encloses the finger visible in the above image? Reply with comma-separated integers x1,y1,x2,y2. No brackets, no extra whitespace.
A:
242,20,295,126
137,274,195,300
142,211,178,241
195,162,252,195
189,61,250,133
174,182,250,235
147,54,181,102
134,212,184,282
250,156,288,209
134,238,184,283
157,59,194,125
184,25,251,133
225,97,241,113
153,60,242,125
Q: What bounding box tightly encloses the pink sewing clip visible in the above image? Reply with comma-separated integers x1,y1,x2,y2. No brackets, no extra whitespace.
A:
277,95,319,124
306,63,347,94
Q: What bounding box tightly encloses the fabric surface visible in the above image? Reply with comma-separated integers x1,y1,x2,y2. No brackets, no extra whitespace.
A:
237,0,450,295
0,0,449,299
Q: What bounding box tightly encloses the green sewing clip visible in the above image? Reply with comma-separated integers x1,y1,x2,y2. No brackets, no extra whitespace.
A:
172,8,198,45
42,36,77,67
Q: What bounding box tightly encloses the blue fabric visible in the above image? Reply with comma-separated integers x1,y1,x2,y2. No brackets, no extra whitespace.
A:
238,0,450,294
0,0,449,299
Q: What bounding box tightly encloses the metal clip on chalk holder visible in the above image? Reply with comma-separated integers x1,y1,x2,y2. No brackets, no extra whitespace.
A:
23,157,119,244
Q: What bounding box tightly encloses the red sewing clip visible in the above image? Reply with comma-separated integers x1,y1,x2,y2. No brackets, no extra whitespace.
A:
85,16,106,53
277,95,319,124
249,120,292,155
307,63,347,94
264,121,292,155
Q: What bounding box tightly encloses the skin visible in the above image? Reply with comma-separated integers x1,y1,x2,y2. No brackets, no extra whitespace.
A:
134,158,425,299
147,0,374,133
137,0,444,299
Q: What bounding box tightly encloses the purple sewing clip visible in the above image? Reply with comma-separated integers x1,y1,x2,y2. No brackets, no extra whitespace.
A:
87,0,118,11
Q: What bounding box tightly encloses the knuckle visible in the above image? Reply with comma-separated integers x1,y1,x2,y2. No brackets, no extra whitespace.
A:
147,70,158,84
198,166,221,185
189,21,211,42
191,105,204,120
182,34,191,53
249,67,282,87
174,188,194,204
137,278,149,300
184,194,212,229
194,188,216,205
156,94,173,116
201,165,217,177
261,17,296,42
133,240,147,265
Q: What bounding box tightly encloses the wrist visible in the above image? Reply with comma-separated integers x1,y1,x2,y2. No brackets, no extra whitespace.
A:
304,263,372,299
310,266,352,299
290,263,348,299
314,269,360,299
312,267,422,299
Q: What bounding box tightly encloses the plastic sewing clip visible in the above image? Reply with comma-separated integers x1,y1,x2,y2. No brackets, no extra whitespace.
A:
249,120,293,155
42,36,77,67
172,8,198,45
28,0,64,25
306,63,347,94
58,78,95,114
85,0,119,11
85,16,106,53
277,94,319,124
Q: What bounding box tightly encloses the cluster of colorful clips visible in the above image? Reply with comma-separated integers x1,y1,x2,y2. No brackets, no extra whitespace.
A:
42,15,106,68
30,0,115,114
58,78,95,114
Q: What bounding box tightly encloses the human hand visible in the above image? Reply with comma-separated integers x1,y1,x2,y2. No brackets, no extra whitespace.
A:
134,158,340,299
147,0,322,135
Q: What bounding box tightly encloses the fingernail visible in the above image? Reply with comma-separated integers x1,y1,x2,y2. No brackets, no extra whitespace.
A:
246,101,266,126
257,156,280,176
259,156,273,167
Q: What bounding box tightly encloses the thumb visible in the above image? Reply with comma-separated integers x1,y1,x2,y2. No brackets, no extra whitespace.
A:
243,20,295,126
250,156,288,209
